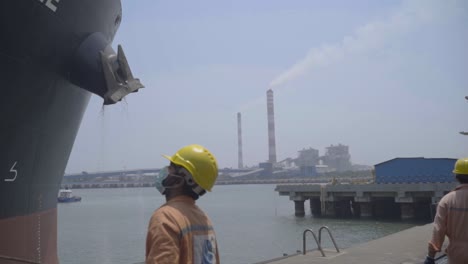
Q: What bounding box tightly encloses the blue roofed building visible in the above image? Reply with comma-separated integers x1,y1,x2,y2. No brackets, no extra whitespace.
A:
374,157,457,184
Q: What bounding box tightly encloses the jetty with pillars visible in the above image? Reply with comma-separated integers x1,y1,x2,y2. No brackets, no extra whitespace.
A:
276,157,458,220
275,182,456,220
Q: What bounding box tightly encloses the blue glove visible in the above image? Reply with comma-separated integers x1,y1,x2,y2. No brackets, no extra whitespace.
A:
424,255,435,264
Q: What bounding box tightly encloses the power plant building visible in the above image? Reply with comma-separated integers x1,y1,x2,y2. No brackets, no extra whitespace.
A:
296,147,319,176
322,144,352,172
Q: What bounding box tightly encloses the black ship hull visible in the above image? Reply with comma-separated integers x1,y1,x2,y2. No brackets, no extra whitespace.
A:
0,1,142,263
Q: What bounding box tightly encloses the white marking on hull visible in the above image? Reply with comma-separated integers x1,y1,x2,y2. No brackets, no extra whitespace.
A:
5,161,18,182
38,0,61,13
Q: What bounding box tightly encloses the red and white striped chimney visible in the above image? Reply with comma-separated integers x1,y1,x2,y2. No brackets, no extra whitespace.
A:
237,112,243,169
267,89,277,163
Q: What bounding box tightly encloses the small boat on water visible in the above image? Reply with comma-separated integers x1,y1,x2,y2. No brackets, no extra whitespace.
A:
58,189,82,203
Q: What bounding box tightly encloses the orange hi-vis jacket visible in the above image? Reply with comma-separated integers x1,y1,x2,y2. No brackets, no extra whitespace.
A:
429,184,468,264
146,195,220,264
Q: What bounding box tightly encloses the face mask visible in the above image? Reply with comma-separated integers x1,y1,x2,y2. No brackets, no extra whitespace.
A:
155,166,170,194
155,166,184,195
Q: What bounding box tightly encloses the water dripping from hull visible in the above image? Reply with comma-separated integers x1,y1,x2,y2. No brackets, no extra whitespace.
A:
96,105,106,172
96,100,130,173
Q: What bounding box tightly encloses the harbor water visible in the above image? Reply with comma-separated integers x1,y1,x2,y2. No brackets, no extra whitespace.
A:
58,185,420,264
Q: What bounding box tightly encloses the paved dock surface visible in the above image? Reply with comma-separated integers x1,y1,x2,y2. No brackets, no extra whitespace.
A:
258,223,448,264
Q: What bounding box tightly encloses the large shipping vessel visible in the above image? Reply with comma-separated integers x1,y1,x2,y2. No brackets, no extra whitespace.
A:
0,1,143,263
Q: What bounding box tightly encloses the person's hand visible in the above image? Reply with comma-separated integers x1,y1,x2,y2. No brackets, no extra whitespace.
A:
424,255,435,264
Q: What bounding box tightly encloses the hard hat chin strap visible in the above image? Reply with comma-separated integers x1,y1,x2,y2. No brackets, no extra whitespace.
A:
192,185,206,196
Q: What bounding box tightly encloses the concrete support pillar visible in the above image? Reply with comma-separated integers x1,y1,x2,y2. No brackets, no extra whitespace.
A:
310,199,321,217
400,203,415,220
323,202,336,217
359,202,372,218
294,200,305,217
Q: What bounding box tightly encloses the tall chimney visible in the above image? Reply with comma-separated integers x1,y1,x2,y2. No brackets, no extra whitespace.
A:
237,112,243,168
267,89,277,163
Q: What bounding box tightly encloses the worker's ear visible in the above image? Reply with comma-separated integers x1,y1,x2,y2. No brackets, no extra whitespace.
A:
174,176,185,187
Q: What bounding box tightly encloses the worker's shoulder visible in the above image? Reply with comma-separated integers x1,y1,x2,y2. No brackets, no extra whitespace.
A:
152,203,184,219
147,205,184,229
441,191,456,201
440,187,467,203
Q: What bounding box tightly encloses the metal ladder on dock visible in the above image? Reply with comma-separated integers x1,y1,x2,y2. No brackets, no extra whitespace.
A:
302,226,340,257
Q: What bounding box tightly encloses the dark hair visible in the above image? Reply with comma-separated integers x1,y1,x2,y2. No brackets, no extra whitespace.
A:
456,174,468,184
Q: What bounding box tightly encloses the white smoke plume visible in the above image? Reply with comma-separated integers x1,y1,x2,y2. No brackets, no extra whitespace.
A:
269,0,466,88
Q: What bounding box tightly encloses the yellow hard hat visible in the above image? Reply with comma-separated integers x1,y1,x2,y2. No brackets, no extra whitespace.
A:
453,157,468,175
163,144,218,191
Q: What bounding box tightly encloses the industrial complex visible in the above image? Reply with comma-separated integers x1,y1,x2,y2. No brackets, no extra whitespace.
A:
234,88,367,179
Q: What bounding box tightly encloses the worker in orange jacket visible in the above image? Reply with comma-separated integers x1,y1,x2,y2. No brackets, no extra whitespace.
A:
146,144,220,264
425,157,468,264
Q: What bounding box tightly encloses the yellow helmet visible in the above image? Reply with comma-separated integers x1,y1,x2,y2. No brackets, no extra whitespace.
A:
453,157,468,175
163,144,218,191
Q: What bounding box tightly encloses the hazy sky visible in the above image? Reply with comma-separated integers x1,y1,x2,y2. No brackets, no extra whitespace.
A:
66,0,468,173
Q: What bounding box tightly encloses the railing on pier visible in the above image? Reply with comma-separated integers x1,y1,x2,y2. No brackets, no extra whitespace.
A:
303,229,324,256
303,226,339,257
318,226,340,253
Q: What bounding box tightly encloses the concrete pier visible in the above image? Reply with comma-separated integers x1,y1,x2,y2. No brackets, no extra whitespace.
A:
276,183,456,220
256,223,448,264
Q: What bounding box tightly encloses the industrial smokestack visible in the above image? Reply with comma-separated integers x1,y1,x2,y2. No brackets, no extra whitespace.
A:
267,89,277,163
237,112,243,168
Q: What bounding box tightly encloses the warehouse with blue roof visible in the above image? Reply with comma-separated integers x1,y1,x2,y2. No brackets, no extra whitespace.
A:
374,157,457,184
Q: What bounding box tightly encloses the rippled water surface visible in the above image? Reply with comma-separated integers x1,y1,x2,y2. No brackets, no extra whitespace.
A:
58,185,419,264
